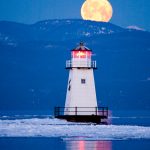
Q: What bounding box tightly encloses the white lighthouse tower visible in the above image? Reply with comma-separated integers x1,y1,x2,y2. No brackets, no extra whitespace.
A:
65,43,97,115
55,43,108,124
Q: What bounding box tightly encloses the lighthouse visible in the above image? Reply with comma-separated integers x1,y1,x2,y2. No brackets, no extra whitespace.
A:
55,43,108,124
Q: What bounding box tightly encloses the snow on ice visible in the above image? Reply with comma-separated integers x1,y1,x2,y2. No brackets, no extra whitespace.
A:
0,117,150,140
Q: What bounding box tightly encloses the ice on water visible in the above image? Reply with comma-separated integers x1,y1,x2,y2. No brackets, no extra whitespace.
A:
0,117,150,140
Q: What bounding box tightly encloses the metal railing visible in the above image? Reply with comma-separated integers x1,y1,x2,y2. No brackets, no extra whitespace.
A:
54,107,108,117
66,60,97,69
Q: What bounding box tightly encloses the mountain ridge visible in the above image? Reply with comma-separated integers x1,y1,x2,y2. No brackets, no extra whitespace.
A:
1,19,147,43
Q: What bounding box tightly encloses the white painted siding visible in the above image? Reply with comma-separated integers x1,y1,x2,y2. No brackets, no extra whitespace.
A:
65,68,97,115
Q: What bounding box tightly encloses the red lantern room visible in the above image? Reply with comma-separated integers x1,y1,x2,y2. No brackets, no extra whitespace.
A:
66,42,96,69
72,42,92,59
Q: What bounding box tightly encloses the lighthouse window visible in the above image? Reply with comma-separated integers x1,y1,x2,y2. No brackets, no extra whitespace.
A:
81,79,86,84
68,85,71,91
68,79,71,91
69,79,71,84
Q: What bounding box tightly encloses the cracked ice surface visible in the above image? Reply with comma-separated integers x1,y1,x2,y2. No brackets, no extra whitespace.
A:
0,118,150,140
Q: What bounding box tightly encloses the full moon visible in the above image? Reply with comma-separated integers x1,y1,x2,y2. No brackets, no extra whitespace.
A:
81,0,113,22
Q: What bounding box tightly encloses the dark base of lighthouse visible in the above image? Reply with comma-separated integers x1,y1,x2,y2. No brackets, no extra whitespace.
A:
54,107,109,124
55,115,108,124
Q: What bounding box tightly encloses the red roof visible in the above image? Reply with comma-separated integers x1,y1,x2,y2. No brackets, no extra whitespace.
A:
72,43,92,51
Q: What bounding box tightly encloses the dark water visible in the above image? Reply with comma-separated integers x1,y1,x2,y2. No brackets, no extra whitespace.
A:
111,110,150,126
0,138,150,150
0,111,150,150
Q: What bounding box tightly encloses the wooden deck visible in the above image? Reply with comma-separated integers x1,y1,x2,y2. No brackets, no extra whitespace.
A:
54,107,109,124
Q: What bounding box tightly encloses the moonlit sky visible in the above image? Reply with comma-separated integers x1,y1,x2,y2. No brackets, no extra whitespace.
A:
0,0,150,30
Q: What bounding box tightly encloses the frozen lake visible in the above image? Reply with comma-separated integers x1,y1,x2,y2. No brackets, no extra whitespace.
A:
0,117,150,140
0,111,150,150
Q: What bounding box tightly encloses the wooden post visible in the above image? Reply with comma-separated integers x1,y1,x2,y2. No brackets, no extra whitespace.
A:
106,107,108,117
75,107,77,115
54,107,57,116
57,107,60,116
95,107,97,115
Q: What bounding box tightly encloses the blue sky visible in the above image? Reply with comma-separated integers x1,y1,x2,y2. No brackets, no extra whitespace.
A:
0,0,150,30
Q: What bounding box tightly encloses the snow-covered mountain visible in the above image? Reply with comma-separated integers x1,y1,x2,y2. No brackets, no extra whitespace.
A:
127,25,146,31
0,19,125,43
0,19,150,111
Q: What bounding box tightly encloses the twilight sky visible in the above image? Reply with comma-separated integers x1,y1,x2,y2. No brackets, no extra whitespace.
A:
0,0,150,30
